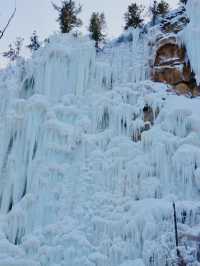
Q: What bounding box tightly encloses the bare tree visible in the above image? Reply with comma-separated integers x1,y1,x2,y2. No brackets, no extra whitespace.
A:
3,37,24,62
0,1,16,40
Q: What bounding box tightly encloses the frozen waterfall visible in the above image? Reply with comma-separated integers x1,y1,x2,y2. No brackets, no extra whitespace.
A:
0,28,200,266
181,0,200,85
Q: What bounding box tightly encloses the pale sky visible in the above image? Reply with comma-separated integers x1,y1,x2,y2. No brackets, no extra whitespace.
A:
0,0,179,67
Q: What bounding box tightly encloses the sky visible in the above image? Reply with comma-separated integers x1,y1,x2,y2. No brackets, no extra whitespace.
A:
0,0,179,67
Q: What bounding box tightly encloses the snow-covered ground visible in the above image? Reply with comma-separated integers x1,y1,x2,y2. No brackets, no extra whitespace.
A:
0,1,200,266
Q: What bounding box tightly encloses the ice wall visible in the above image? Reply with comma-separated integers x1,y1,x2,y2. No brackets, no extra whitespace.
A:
0,30,200,266
20,35,96,101
106,28,150,85
181,0,200,85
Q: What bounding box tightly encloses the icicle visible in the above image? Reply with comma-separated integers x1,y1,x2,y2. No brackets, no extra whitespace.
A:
181,0,200,85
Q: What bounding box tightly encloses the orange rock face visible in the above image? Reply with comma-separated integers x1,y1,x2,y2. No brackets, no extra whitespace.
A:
152,36,198,95
150,6,200,96
154,42,185,66
154,66,184,85
175,82,191,94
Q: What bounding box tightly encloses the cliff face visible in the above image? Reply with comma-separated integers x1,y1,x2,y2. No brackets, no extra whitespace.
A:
152,6,199,96
1,2,200,266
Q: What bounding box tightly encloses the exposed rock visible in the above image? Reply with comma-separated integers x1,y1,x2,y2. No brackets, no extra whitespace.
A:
161,6,190,34
161,15,190,34
132,105,160,142
175,82,190,94
143,105,155,125
154,41,185,66
152,35,198,95
154,65,183,85
151,6,200,96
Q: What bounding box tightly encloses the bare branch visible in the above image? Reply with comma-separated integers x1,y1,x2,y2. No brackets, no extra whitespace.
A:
51,1,61,12
0,1,16,40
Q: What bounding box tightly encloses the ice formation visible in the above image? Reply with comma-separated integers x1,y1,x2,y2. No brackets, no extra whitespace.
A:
0,11,200,266
181,0,200,85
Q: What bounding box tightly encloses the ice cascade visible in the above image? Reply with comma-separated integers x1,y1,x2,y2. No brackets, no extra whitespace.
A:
181,0,200,85
0,31,200,266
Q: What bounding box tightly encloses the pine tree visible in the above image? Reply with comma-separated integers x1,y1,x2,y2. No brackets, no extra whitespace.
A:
150,0,170,25
27,31,40,52
156,0,169,17
52,0,82,33
89,12,106,48
124,3,144,30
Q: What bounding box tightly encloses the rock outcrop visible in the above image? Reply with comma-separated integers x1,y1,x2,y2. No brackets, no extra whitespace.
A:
151,7,199,96
161,6,190,33
153,36,196,91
